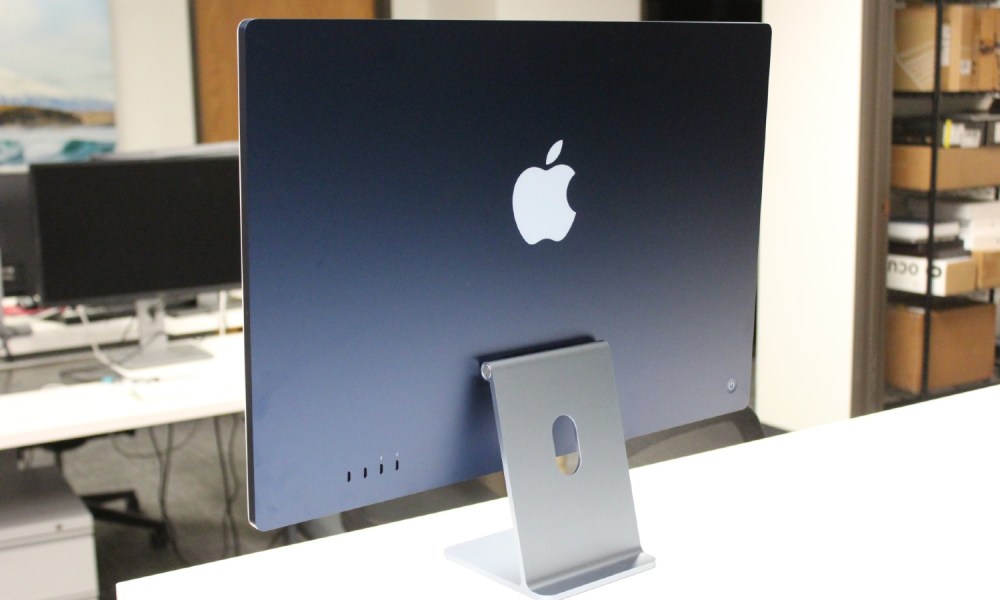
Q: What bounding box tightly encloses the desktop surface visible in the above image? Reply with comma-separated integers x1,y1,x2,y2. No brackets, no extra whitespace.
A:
117,387,1000,599
240,19,770,529
0,333,245,451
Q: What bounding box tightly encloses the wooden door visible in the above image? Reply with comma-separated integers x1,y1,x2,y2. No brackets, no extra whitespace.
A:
190,0,382,142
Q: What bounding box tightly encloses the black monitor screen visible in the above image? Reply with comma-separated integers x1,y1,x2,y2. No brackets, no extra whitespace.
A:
30,155,241,306
0,171,39,297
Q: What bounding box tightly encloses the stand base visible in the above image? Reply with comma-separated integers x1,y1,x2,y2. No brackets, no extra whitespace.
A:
447,530,654,599
118,343,213,369
120,297,212,369
447,341,653,598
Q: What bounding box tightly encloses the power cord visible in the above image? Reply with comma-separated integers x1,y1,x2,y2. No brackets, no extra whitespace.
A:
214,414,243,557
109,422,199,460
148,425,192,566
75,304,131,379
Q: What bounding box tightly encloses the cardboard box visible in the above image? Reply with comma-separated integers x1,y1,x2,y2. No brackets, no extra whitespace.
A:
895,5,976,92
905,195,1000,222
886,253,977,296
888,219,960,244
893,115,986,148
973,8,1000,91
973,250,1000,287
891,145,1000,190
885,301,995,393
952,112,1000,146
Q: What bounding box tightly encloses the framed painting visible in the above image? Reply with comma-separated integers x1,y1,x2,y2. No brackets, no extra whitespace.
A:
0,0,116,166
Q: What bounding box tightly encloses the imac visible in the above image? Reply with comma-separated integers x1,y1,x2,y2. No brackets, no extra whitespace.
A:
239,19,769,597
28,152,242,365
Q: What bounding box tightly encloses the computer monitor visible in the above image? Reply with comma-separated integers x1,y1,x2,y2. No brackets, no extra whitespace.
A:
29,153,242,363
29,153,241,307
240,20,769,532
0,169,39,298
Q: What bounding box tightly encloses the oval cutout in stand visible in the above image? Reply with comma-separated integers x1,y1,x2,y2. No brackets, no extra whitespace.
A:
552,415,581,475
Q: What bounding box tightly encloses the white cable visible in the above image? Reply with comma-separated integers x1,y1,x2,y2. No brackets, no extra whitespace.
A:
75,304,133,381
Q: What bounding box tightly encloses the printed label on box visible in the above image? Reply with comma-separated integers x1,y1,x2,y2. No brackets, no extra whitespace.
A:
942,23,952,66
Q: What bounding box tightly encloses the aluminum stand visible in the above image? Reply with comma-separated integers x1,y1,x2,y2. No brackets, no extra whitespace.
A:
445,341,654,598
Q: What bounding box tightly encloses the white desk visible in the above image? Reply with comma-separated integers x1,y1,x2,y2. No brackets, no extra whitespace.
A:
117,385,1000,599
1,306,243,366
0,333,245,450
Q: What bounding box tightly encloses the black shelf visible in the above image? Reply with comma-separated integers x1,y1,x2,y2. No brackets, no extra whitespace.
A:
894,90,998,98
885,374,1000,408
889,0,1000,404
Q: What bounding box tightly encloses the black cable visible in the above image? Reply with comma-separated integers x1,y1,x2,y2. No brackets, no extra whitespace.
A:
266,529,288,549
149,425,192,566
213,416,240,557
225,414,243,554
212,417,230,556
110,422,199,459
1,333,13,361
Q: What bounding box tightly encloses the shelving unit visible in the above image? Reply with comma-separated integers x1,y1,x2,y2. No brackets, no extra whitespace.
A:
888,0,1000,402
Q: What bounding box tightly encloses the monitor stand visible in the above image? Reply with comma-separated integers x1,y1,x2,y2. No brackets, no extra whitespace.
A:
445,341,654,599
119,298,212,369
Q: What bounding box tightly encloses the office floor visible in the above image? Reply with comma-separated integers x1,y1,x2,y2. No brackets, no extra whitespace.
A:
29,410,762,600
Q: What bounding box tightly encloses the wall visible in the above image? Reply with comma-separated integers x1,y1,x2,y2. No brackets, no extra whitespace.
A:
108,0,196,152
755,0,886,429
109,1,638,150
390,0,639,20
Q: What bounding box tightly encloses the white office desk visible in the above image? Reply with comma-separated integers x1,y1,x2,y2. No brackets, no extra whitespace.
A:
117,385,1000,599
0,333,245,450
1,306,243,365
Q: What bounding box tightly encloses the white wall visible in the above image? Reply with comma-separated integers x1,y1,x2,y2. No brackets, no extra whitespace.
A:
755,0,866,429
108,1,638,150
108,0,196,152
391,0,639,21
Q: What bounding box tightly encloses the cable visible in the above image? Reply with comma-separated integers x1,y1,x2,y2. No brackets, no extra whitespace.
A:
75,304,133,380
213,416,242,557
228,414,243,507
109,422,199,459
148,425,192,566
212,417,231,556
0,333,12,361
226,414,243,554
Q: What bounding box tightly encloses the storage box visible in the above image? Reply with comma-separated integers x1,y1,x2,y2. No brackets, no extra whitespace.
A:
973,8,1000,91
952,113,1000,146
0,465,98,600
888,219,961,243
885,301,995,393
895,5,976,92
893,115,986,148
973,250,1000,287
886,253,977,296
891,145,1000,190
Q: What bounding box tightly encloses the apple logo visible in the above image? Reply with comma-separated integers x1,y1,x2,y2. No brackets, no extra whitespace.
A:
512,140,576,244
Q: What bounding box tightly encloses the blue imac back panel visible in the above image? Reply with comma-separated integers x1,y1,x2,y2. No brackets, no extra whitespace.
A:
239,19,770,531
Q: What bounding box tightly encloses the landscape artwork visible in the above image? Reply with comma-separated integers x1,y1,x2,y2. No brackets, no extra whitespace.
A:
0,0,116,167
